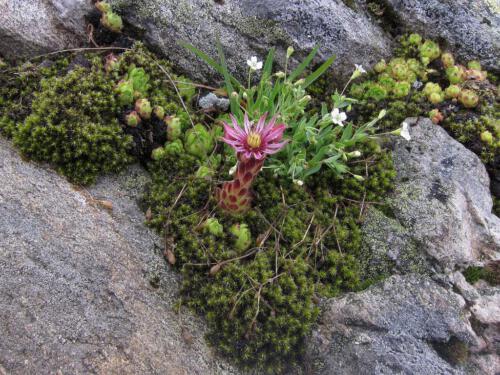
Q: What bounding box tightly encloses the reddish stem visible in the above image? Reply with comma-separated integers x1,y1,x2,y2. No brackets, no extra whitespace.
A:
217,154,264,214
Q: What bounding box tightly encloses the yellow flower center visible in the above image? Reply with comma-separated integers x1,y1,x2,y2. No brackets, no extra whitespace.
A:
247,132,262,149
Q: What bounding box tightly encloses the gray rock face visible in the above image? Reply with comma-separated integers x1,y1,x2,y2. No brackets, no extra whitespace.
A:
0,0,92,59
108,0,393,83
382,0,500,73
362,118,500,274
339,118,500,375
1,1,498,82
0,138,239,374
305,274,486,375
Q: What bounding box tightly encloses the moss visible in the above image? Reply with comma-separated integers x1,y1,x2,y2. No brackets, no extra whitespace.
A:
463,265,500,286
0,59,69,137
0,43,193,184
12,64,132,185
143,137,395,372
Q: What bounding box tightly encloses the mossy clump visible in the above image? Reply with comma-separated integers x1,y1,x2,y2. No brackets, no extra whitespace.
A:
463,264,500,285
13,64,132,185
0,43,194,185
143,137,395,372
0,59,69,137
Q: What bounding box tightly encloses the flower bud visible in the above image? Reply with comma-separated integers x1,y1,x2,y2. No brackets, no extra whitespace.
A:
347,150,362,158
275,71,286,78
378,109,387,119
293,179,304,186
458,89,479,108
353,174,365,182
125,111,141,127
298,95,311,105
135,98,152,119
286,46,295,58
294,78,305,86
230,91,239,98
480,131,493,145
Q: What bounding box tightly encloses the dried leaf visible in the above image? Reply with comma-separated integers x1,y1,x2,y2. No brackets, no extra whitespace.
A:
165,249,176,265
145,207,152,221
97,200,113,211
209,263,222,276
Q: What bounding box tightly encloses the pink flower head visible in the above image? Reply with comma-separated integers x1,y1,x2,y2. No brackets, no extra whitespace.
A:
221,113,287,160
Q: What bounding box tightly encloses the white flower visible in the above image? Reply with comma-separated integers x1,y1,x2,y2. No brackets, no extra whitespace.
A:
355,64,366,74
246,56,263,71
293,179,304,186
401,122,411,141
331,108,347,127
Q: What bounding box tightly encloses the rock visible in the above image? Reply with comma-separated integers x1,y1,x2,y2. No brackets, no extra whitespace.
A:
305,274,484,375
0,1,92,59
198,92,230,112
381,0,500,74
362,117,500,274
109,0,393,83
0,138,239,374
359,206,433,278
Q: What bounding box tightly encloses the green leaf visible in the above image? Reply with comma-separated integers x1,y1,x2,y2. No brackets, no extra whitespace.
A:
288,45,319,82
216,40,241,116
303,55,336,88
340,123,353,142
179,41,242,90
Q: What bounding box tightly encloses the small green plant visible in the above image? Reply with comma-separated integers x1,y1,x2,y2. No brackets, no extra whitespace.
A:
182,42,395,183
95,1,123,33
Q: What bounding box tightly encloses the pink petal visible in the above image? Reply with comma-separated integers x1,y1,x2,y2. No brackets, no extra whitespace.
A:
265,140,288,153
264,124,286,142
223,123,241,140
253,151,264,159
255,113,268,133
243,113,252,134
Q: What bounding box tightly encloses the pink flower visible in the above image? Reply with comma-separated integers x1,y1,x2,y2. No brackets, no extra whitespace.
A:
221,113,287,160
